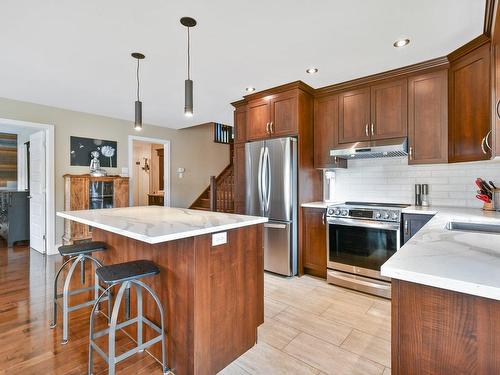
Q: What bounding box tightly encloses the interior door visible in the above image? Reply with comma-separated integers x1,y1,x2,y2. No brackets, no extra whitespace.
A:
29,131,46,253
338,88,371,143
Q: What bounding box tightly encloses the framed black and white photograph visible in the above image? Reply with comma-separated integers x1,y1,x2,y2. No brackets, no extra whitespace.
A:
70,136,117,167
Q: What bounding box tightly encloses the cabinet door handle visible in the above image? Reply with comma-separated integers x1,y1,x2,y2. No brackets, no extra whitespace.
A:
371,123,374,136
496,99,500,119
409,146,413,160
270,121,274,134
481,136,487,155
266,122,270,134
365,124,369,137
404,219,409,235
322,212,326,225
485,130,493,151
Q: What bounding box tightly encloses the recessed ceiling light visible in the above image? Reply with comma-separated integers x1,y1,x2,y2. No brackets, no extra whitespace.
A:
393,38,410,48
306,68,319,74
245,87,256,93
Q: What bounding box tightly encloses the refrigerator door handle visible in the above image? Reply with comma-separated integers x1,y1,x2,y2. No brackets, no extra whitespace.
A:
265,146,271,213
257,146,265,214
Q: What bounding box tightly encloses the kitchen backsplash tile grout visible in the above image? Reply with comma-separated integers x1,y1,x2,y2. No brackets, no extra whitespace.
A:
334,157,500,208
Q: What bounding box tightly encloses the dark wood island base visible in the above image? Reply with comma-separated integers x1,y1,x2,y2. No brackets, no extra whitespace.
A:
91,224,264,375
391,279,500,375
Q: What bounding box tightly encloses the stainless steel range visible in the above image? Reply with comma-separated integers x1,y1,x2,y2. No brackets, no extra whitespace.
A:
325,201,409,299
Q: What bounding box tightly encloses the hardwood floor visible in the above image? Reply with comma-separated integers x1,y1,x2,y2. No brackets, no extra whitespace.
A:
0,241,391,375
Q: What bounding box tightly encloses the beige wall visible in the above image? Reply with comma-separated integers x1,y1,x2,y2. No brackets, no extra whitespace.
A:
0,97,229,243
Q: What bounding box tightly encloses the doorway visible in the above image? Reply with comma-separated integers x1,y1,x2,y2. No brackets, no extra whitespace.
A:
128,136,170,207
0,118,55,254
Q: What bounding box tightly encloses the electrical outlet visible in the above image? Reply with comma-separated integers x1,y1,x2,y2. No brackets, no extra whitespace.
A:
212,232,227,246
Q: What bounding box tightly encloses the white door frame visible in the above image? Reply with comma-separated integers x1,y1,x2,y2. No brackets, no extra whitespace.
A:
127,135,171,207
0,117,55,255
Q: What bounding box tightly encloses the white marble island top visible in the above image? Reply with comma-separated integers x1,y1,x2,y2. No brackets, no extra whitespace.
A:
382,206,500,300
57,206,268,244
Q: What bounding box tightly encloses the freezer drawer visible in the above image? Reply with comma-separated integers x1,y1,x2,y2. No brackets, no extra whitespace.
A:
264,221,296,276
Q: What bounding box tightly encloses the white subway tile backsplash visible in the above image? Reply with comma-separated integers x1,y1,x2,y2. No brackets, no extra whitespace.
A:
334,157,500,208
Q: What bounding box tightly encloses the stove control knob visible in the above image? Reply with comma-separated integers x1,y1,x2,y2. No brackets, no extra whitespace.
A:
341,209,348,216
334,208,341,215
327,208,334,216
390,211,398,220
383,211,390,220
374,211,381,219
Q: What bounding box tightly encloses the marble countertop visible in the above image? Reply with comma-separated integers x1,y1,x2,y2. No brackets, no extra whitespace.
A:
381,206,500,300
402,205,439,215
57,206,268,244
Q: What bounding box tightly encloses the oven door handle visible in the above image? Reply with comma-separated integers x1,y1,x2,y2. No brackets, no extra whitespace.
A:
327,218,400,231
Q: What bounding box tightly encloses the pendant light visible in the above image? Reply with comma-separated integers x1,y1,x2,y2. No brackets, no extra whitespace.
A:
180,17,197,117
131,52,145,130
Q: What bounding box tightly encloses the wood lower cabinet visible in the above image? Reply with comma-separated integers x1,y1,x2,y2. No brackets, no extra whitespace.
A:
233,143,246,214
63,174,129,244
302,207,327,278
338,87,371,143
402,213,434,244
392,279,500,374
370,79,407,140
408,70,448,164
449,42,491,162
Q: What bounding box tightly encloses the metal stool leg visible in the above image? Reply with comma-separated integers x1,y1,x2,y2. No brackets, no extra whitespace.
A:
62,254,83,344
136,284,143,351
108,281,129,375
88,284,114,375
134,280,169,374
50,256,76,329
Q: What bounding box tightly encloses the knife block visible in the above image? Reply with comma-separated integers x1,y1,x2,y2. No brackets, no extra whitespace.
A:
482,201,495,211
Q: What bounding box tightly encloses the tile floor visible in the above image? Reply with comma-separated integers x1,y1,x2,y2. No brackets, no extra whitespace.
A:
218,273,391,375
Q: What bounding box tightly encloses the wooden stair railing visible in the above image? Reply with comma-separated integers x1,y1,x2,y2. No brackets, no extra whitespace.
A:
190,162,235,213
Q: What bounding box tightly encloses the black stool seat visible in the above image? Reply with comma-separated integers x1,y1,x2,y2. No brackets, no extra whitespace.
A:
96,260,160,284
58,241,107,257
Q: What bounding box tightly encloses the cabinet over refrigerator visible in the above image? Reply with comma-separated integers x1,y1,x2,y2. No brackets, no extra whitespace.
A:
245,137,297,276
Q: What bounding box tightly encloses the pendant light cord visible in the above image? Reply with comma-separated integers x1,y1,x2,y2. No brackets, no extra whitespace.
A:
136,58,140,101
187,26,191,80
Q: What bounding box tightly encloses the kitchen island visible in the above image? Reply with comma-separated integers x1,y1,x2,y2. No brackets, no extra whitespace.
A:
382,206,500,374
57,206,268,375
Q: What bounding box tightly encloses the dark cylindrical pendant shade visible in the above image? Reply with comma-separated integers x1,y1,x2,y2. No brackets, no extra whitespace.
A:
184,79,193,116
135,100,142,130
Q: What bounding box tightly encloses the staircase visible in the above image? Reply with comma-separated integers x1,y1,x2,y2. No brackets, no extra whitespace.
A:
190,125,235,213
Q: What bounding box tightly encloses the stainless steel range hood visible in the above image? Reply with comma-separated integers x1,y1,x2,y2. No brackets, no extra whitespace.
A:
330,137,408,159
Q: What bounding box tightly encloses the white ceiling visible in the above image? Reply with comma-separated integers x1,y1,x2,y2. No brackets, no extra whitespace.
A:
0,0,485,129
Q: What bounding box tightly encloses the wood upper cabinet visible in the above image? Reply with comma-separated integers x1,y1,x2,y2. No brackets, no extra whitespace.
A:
233,143,246,214
302,207,327,278
270,91,298,136
449,42,491,162
234,106,247,144
246,90,299,141
370,79,407,140
408,70,448,164
247,98,270,141
314,95,347,168
338,88,371,143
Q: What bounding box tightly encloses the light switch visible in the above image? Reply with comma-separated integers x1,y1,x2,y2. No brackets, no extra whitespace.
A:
212,232,227,246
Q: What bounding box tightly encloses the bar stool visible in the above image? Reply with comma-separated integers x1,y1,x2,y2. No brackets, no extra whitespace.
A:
50,241,110,344
88,260,169,375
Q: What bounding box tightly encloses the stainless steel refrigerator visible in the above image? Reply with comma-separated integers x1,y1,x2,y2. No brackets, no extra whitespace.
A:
245,137,297,276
